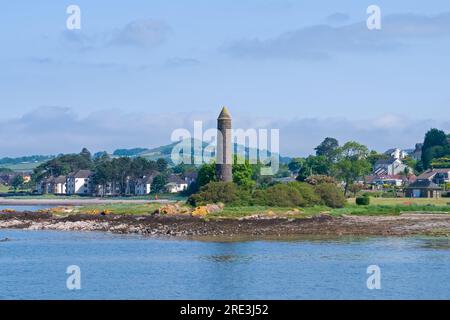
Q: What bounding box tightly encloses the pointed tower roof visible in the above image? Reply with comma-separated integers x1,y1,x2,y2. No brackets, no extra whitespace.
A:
218,106,232,120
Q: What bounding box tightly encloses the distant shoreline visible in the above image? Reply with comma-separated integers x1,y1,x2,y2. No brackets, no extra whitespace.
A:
1,212,449,239
0,198,174,206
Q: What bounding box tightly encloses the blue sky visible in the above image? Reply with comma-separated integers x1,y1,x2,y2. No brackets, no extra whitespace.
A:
1,0,450,156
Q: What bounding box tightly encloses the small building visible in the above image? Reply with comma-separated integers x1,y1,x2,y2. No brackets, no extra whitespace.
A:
42,177,55,194
165,175,188,193
384,148,408,160
365,174,416,189
96,182,120,197
374,158,412,176
405,179,442,198
135,175,156,195
183,171,198,186
417,169,450,185
66,170,93,195
53,176,67,194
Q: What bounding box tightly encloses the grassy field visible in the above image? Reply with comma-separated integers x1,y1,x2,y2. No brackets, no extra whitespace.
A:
0,184,10,193
65,197,450,219
1,162,42,172
348,197,450,206
67,203,162,215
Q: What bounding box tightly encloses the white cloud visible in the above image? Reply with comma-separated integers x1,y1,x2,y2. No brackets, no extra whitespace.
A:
61,19,170,50
222,13,450,60
0,107,448,158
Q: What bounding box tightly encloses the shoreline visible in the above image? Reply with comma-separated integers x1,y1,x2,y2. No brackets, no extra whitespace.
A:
0,198,174,206
1,212,450,239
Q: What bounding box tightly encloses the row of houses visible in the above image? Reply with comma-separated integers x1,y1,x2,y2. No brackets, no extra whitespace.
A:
405,168,450,198
37,170,195,196
364,147,450,198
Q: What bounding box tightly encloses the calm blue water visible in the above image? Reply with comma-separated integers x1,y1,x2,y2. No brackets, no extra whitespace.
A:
0,205,57,212
0,230,449,300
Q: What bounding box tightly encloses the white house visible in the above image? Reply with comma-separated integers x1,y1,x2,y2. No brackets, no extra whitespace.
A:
384,148,408,160
66,170,93,195
374,158,411,176
53,176,67,194
165,175,188,193
135,175,155,195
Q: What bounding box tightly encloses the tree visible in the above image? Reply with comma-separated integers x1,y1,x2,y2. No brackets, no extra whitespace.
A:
315,137,339,161
80,148,92,161
296,155,331,181
151,175,167,193
232,157,255,189
422,128,450,169
333,141,371,196
11,175,24,192
288,158,304,173
156,158,168,172
367,150,390,167
197,163,216,188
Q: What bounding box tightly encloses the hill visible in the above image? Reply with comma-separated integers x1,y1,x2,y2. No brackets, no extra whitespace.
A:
0,155,54,172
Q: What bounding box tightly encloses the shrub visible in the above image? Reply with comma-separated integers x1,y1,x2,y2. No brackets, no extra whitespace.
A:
187,182,239,206
263,184,306,207
356,196,370,206
305,175,336,186
288,182,321,206
314,183,346,208
251,182,322,207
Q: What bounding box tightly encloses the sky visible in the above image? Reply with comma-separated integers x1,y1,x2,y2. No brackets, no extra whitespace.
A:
1,0,450,157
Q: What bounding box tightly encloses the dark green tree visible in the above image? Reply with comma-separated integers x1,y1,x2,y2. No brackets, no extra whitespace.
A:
156,158,168,172
333,141,371,196
197,163,217,188
151,174,167,193
422,128,450,169
315,137,339,161
232,157,255,189
11,175,24,192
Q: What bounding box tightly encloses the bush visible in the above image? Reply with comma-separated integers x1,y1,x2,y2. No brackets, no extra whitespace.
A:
187,182,250,206
314,183,346,208
288,182,321,206
261,184,306,207
305,175,336,185
251,182,321,207
356,196,370,206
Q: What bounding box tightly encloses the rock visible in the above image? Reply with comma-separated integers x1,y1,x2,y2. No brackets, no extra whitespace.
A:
158,203,191,215
192,206,209,216
192,203,224,217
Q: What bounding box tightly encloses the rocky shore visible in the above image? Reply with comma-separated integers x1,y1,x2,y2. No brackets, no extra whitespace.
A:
1,211,450,239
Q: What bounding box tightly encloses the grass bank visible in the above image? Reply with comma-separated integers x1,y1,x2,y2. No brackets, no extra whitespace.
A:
63,198,450,219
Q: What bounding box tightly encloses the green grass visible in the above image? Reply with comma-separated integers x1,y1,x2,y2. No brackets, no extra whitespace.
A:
0,184,10,193
1,162,42,171
53,198,450,219
330,204,450,216
69,203,162,215
348,197,450,206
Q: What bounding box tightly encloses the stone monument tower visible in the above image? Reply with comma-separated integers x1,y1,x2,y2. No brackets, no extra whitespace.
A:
216,107,233,182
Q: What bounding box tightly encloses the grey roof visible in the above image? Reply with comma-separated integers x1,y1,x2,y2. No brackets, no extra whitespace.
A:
406,179,442,190
417,169,450,180
53,176,66,184
375,158,397,166
167,174,187,184
69,170,93,179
